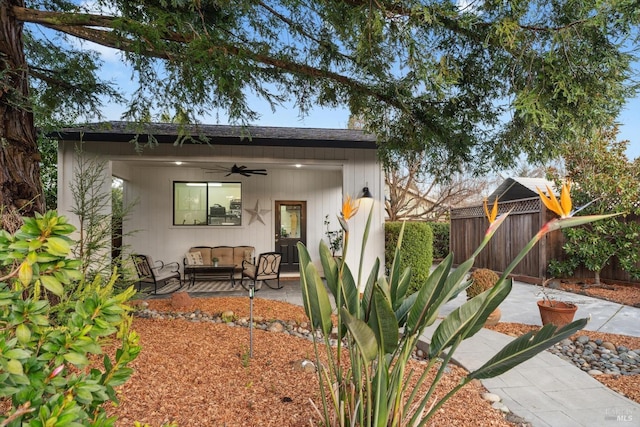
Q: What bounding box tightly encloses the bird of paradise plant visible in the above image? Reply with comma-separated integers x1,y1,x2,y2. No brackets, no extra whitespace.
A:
298,184,615,427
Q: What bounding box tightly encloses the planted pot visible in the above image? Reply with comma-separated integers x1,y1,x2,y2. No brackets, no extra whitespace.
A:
537,300,577,328
467,268,502,327
484,308,502,327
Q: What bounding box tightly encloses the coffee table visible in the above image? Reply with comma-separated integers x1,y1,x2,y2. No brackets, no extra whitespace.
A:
184,264,236,287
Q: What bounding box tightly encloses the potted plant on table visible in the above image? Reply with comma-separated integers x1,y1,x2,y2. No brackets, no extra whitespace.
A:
213,257,219,267
467,268,502,326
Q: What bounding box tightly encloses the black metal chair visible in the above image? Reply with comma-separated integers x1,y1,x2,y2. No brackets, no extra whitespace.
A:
131,254,182,294
240,252,283,290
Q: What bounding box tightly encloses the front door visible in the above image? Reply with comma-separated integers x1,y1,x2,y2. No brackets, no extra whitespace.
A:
275,201,306,273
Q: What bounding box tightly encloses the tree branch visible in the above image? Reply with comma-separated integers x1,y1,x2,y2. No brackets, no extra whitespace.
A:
12,5,430,127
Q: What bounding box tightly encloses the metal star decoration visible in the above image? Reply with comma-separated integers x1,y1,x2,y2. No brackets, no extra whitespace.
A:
245,200,271,225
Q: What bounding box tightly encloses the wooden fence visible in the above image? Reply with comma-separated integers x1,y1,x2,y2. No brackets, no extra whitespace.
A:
450,197,640,284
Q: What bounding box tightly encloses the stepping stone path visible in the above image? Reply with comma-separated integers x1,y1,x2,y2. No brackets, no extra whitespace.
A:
549,335,640,376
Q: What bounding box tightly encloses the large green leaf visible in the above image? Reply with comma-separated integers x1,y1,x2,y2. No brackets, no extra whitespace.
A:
469,318,589,379
392,266,412,310
361,257,380,321
388,223,406,300
394,291,417,327
341,308,377,362
428,291,488,358
319,240,339,297
461,278,513,340
298,243,333,336
40,275,64,296
373,365,389,427
427,258,475,315
45,236,71,256
340,261,360,317
405,254,453,333
368,284,399,355
407,255,475,336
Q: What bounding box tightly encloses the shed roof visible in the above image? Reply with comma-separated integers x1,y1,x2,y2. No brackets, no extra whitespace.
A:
488,177,555,202
50,121,378,149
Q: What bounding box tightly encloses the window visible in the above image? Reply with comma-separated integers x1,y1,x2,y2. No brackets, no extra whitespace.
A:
174,182,242,226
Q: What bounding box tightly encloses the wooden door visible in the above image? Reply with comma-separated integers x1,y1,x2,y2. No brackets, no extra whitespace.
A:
275,201,306,272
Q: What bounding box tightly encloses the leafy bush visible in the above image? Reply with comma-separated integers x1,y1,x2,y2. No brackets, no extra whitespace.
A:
550,218,640,283
0,211,140,426
467,268,499,299
385,221,432,293
428,222,450,260
551,130,640,284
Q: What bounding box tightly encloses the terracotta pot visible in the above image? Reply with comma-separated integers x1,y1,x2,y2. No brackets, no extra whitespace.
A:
537,300,578,328
484,307,501,327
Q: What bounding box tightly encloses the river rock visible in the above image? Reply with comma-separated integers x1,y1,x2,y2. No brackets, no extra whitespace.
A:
482,393,501,403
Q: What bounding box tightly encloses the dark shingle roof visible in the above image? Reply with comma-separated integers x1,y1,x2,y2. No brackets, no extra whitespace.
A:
51,121,378,149
488,177,556,202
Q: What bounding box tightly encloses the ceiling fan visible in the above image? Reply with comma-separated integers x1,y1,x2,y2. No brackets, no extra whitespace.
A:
227,164,267,176
204,164,267,177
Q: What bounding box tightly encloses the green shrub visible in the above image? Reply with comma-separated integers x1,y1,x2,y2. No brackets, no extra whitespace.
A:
428,222,450,260
0,211,140,426
385,221,433,293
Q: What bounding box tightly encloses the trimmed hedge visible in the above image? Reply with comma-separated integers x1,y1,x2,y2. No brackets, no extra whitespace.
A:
385,221,433,293
428,222,450,260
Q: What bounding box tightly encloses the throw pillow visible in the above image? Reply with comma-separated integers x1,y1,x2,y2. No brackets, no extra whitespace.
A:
185,251,204,266
244,249,254,263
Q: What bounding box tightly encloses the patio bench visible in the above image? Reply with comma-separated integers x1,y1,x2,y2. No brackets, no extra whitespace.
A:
183,245,255,283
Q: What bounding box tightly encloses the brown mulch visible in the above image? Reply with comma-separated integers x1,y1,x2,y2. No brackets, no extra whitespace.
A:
106,289,640,426
557,280,640,308
109,297,521,426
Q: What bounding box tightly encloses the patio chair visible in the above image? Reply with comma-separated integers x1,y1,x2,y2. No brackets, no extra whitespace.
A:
240,252,283,290
131,254,182,294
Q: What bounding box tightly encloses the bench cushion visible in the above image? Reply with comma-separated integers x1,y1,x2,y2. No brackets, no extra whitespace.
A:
186,246,255,271
189,247,213,265
211,246,234,265
234,246,255,266
185,251,204,265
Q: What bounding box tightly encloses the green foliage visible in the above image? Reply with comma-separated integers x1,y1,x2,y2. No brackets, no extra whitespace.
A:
0,211,140,426
385,222,433,293
14,1,638,176
550,125,640,284
552,219,640,282
299,202,592,426
69,149,137,284
467,268,499,299
428,222,450,260
324,214,343,256
37,136,58,211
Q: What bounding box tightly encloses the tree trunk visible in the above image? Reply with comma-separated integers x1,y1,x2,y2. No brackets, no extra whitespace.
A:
0,0,45,224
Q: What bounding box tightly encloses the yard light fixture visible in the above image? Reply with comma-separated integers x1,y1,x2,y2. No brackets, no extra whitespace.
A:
360,186,373,199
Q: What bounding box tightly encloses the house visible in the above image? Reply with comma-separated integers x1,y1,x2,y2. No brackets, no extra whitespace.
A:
54,121,385,281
